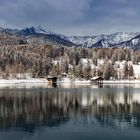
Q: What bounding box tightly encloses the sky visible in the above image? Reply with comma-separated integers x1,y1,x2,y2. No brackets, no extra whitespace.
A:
0,0,139,36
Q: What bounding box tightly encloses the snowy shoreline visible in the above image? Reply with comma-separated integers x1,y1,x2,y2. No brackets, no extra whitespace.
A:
103,80,140,84
0,79,140,84
0,78,48,84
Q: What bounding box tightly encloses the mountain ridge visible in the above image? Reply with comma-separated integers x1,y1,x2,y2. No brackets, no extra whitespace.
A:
0,26,140,49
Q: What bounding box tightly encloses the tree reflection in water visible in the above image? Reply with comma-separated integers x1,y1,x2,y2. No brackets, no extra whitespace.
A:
0,84,140,132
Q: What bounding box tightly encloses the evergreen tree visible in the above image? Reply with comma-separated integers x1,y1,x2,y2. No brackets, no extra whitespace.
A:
76,61,83,78
83,61,91,79
128,65,134,79
103,62,111,80
123,62,129,79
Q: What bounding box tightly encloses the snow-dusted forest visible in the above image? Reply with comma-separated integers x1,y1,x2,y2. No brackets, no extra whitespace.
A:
0,44,140,80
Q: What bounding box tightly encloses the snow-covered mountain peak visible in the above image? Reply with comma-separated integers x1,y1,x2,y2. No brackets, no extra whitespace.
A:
33,26,47,34
1,26,140,49
64,32,140,48
106,32,139,44
31,26,54,35
19,26,55,35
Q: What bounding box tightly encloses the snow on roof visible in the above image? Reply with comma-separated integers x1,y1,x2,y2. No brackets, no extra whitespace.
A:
91,76,103,80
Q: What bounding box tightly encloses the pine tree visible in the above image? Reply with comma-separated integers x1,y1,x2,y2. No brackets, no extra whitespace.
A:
76,61,83,78
123,62,129,79
128,65,134,79
103,63,111,80
83,61,91,80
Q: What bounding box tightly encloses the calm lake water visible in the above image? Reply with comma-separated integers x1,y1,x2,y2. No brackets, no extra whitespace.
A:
0,83,140,140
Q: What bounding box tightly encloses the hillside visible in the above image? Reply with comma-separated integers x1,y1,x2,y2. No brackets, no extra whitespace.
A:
0,26,75,47
0,26,140,49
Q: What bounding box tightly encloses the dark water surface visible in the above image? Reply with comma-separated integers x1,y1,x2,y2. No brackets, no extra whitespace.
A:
0,83,140,140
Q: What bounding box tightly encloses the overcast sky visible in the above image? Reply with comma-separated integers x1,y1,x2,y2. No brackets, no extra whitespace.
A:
0,0,139,35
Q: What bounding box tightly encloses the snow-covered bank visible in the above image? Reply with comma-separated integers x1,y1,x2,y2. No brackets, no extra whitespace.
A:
0,78,48,84
58,78,140,84
58,79,140,84
0,78,140,85
58,80,90,84
103,80,140,84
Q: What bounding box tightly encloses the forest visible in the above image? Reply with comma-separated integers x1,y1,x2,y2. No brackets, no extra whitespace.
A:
0,43,140,80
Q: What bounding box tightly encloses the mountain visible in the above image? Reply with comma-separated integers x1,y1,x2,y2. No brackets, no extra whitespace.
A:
0,26,140,49
64,32,140,48
0,27,27,46
0,26,75,47
90,33,140,49
17,26,54,35
114,34,140,50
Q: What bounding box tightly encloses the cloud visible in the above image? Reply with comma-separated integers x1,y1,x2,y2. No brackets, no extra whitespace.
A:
0,0,92,28
0,0,140,35
115,8,137,16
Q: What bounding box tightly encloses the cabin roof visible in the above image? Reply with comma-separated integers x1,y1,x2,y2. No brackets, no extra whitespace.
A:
91,76,104,81
47,76,57,79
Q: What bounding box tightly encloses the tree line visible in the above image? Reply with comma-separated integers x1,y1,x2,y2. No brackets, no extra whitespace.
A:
0,44,139,79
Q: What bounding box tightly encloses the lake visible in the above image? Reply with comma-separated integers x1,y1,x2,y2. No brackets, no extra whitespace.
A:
0,83,140,140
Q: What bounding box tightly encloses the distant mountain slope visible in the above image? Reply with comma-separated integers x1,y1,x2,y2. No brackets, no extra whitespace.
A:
26,34,76,46
17,26,54,35
114,34,140,50
0,26,76,47
0,28,27,46
0,26,140,49
64,32,140,48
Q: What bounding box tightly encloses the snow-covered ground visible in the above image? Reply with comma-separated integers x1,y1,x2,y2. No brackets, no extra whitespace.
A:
103,80,140,84
0,78,140,85
133,65,140,78
58,78,91,85
0,78,48,84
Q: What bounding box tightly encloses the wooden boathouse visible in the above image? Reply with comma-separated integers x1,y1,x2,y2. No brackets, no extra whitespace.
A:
47,76,57,85
90,76,104,84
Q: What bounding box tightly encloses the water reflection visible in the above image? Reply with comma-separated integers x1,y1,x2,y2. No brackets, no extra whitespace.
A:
0,84,140,133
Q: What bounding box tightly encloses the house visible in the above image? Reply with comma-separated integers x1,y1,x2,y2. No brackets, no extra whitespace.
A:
47,76,57,84
90,76,104,83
